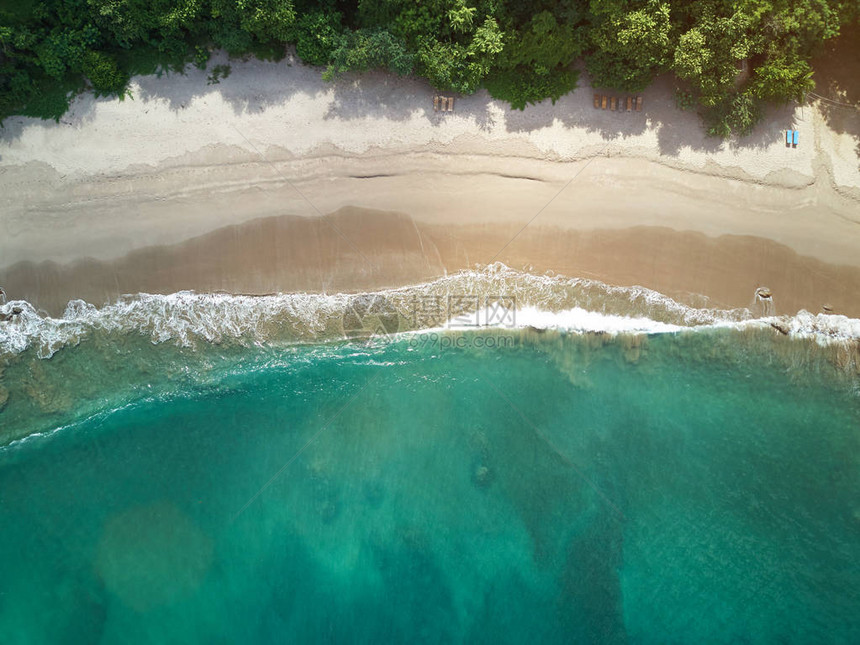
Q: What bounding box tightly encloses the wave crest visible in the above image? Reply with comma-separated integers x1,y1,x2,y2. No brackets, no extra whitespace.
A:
1,264,857,359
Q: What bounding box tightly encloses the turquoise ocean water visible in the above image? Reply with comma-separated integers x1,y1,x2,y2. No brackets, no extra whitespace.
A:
1,269,859,643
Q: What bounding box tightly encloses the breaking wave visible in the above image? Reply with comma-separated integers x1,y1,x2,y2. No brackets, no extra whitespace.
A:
1,264,858,360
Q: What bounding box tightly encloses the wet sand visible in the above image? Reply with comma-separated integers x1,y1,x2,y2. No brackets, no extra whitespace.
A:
3,206,859,319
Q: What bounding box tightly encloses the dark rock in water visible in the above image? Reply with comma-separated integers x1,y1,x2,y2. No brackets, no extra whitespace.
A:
756,287,773,299
822,304,833,313
319,499,339,524
770,322,789,336
473,464,493,488
362,481,385,508
0,307,23,322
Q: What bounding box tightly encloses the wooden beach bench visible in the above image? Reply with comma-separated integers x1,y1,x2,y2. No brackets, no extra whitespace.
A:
636,96,643,111
610,97,617,111
434,95,455,112
792,130,799,147
626,97,632,111
601,95,607,110
594,94,600,109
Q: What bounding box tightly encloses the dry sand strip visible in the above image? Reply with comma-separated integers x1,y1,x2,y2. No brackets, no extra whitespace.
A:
1,54,859,314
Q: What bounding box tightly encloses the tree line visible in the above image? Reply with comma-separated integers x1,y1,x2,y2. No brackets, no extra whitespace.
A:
1,0,857,136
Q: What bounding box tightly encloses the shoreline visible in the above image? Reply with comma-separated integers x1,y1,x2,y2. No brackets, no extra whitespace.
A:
2,55,859,318
3,208,860,320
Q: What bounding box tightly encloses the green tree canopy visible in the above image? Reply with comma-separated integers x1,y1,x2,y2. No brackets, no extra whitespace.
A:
0,0,854,136
586,0,673,91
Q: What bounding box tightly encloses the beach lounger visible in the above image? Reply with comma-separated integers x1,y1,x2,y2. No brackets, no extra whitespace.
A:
792,130,799,147
601,96,607,109
447,96,454,112
626,97,632,112
610,97,617,111
434,96,439,111
594,94,600,109
636,96,643,111
786,130,792,145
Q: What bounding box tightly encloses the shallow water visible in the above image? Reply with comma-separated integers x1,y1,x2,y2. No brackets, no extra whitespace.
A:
1,327,858,643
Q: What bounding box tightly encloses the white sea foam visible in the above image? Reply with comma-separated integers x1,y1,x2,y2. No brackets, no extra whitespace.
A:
448,305,689,335
447,304,860,344
761,310,860,344
0,292,350,358
1,264,858,359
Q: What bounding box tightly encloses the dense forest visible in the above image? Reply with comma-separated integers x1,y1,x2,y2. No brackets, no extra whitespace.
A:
1,1,857,135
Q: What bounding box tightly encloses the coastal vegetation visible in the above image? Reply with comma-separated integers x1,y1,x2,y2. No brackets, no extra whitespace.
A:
0,0,857,135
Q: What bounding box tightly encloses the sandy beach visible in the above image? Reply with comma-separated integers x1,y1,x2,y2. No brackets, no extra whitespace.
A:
1,52,859,317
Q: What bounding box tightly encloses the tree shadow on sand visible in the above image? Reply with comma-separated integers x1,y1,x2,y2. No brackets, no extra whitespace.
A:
322,69,480,127
812,25,860,161
131,50,325,116
323,65,728,158
731,101,800,152
0,50,318,154
0,92,102,155
2,50,847,168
